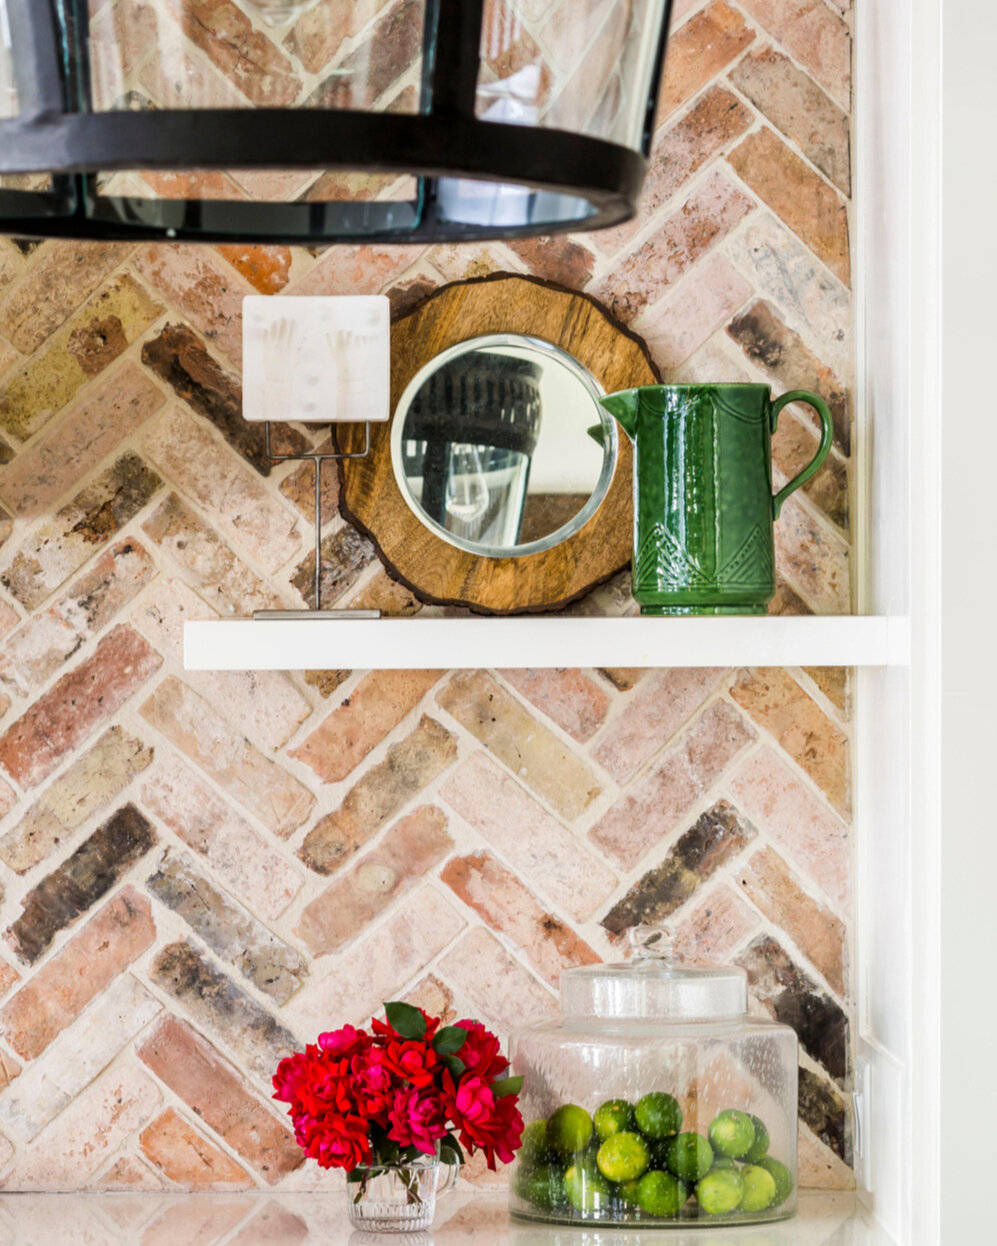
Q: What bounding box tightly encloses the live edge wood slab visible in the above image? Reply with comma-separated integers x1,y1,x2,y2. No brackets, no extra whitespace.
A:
337,273,659,615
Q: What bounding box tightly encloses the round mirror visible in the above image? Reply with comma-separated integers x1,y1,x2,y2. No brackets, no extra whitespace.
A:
390,334,616,558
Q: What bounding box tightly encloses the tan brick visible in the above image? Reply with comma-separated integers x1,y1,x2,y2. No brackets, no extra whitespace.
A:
141,755,304,921
291,886,465,1029
140,1109,252,1190
285,0,392,74
0,274,163,439
138,28,249,110
0,625,162,789
133,245,245,367
658,1,755,120
803,666,849,717
0,887,155,1059
738,845,845,994
136,1016,302,1183
498,668,609,743
0,539,156,697
291,669,442,783
798,1120,856,1190
738,0,851,109
142,492,285,616
140,676,314,838
4,1062,160,1190
403,974,456,1026
599,668,645,691
215,244,292,295
279,435,339,527
143,407,299,573
441,752,616,922
304,0,423,110
0,777,14,823
731,668,849,815
730,745,849,908
438,927,558,1037
731,45,850,195
298,805,452,955
590,700,756,869
437,670,601,819
0,242,134,354
228,1205,309,1245
593,668,725,783
636,253,752,373
728,129,850,286
775,494,851,615
342,567,423,617
0,363,165,518
442,851,599,987
671,884,760,961
94,1155,164,1191
593,172,755,323
772,415,849,531
0,725,153,874
131,577,311,752
1,452,163,610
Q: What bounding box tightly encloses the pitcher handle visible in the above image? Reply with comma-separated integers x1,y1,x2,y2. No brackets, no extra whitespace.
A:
437,1155,460,1200
770,389,834,519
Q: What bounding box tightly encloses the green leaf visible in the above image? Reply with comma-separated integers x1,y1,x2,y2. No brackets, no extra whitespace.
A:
433,1025,468,1055
383,1000,427,1040
491,1075,524,1098
442,1054,466,1078
440,1133,466,1166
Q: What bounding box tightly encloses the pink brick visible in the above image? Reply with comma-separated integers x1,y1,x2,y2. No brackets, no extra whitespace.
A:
637,253,752,372
441,851,599,987
0,625,162,789
141,755,304,920
592,667,726,783
738,0,851,109
729,745,849,908
438,927,558,1038
292,886,465,1028
658,2,755,120
143,407,299,573
589,699,756,869
228,1205,310,1246
0,539,156,696
441,752,617,922
0,887,155,1059
93,1155,164,1191
131,577,311,752
288,243,425,297
0,600,18,642
774,494,851,615
297,805,453,954
140,676,314,838
133,245,244,366
140,1201,251,1246
290,669,442,783
140,1108,252,1190
0,776,14,822
671,885,760,961
285,0,392,74
499,668,609,742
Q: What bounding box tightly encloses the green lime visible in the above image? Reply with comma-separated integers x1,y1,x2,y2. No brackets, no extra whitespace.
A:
757,1157,793,1207
710,1156,737,1170
665,1132,714,1183
739,1164,778,1212
519,1119,550,1167
596,1131,650,1182
635,1169,686,1217
708,1109,756,1158
594,1098,634,1140
618,1177,643,1205
634,1092,682,1140
515,1162,566,1212
696,1166,745,1215
548,1104,594,1158
742,1114,770,1164
564,1161,611,1213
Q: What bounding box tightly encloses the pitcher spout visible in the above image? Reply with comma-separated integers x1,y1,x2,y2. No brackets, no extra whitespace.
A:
598,389,640,440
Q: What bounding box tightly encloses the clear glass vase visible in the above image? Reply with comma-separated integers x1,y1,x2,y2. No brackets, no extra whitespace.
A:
346,1143,459,1234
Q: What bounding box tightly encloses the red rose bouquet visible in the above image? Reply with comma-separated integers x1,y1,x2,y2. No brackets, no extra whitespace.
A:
273,1001,524,1187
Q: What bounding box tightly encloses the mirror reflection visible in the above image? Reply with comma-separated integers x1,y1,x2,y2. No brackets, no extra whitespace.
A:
391,335,615,558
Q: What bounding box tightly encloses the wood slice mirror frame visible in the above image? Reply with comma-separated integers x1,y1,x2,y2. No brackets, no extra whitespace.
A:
336,273,659,614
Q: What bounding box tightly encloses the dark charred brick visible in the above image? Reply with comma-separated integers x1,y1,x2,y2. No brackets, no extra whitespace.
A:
0,434,13,466
598,669,644,691
601,801,757,936
799,1066,850,1162
386,276,438,321
507,236,596,288
68,315,128,377
6,804,156,963
303,669,352,698
291,524,376,609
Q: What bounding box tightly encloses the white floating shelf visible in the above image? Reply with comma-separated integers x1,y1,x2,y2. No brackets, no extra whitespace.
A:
184,615,907,671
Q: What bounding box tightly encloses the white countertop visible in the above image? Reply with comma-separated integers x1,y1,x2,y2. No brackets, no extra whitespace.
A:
0,1190,895,1245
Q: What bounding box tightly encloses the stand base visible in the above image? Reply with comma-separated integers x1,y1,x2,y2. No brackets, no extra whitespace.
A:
253,610,381,621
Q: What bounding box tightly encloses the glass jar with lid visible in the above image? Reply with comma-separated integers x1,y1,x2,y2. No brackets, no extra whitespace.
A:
509,927,798,1227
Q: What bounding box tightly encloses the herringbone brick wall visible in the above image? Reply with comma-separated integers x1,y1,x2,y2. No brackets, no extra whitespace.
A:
0,0,853,1195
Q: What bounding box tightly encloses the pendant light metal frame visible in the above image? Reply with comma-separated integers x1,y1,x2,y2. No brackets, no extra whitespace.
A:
0,0,674,243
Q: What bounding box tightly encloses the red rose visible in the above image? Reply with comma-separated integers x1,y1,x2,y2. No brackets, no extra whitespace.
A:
318,1024,371,1060
456,1091,524,1170
298,1111,372,1172
350,1046,394,1125
454,1020,509,1082
383,1038,441,1088
387,1086,448,1155
452,1074,495,1126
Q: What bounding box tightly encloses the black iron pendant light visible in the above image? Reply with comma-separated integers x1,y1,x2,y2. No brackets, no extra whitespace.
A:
0,0,673,244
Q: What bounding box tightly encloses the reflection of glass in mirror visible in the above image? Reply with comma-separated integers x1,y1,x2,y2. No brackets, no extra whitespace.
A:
392,336,614,559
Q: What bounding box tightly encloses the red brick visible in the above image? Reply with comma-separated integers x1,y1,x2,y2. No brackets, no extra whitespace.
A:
442,851,599,987
658,2,755,120
590,700,756,869
728,128,850,286
298,805,453,954
738,0,851,109
215,244,292,295
290,669,442,783
0,887,155,1059
136,1015,302,1183
140,1108,252,1190
730,669,849,816
499,668,609,742
0,625,162,789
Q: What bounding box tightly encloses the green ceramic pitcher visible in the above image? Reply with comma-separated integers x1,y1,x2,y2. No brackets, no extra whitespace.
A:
599,384,833,616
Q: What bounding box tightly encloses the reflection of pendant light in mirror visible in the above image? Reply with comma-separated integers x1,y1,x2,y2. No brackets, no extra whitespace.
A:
444,443,490,537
